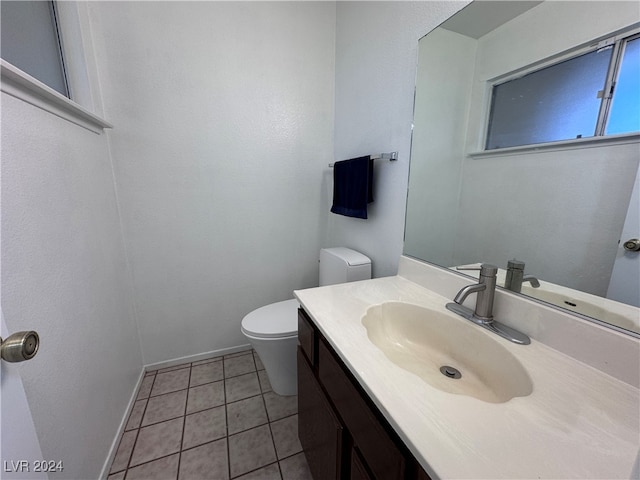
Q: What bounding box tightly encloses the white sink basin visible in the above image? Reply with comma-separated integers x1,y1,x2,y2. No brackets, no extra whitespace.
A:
361,302,533,403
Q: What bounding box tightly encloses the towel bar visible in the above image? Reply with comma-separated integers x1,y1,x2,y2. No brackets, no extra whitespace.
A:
329,151,397,168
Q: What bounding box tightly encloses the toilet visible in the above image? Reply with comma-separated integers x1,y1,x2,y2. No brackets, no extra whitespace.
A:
241,247,372,395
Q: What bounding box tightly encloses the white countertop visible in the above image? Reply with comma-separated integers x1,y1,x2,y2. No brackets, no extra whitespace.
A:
294,275,640,480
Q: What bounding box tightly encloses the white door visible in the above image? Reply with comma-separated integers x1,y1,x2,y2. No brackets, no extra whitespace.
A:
607,165,640,307
0,310,47,480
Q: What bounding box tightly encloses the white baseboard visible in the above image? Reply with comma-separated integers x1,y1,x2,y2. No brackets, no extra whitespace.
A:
144,343,253,371
99,368,146,479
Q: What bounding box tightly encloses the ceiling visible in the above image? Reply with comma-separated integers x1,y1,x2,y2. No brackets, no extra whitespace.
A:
440,1,544,39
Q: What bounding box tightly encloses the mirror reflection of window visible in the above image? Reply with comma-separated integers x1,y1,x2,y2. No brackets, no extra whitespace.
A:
486,49,612,149
485,31,639,150
606,36,640,135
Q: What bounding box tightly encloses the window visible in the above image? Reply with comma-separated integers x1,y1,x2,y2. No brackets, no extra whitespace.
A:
1,1,69,97
485,31,640,150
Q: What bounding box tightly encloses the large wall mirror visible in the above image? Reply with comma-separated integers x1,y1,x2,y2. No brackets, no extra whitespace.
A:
405,0,640,335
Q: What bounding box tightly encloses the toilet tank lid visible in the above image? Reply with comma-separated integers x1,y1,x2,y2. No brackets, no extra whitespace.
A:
321,247,371,266
241,299,299,338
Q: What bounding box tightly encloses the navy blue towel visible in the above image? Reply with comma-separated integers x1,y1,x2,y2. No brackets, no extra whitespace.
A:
330,156,373,219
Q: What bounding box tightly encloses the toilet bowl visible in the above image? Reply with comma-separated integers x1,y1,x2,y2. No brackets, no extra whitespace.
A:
241,248,371,396
241,299,299,395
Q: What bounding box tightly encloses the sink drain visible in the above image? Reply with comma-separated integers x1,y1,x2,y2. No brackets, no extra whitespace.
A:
440,365,461,379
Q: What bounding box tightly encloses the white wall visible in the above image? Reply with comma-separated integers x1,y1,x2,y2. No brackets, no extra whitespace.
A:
330,1,469,278
1,93,142,479
455,1,640,295
86,2,337,365
404,28,476,267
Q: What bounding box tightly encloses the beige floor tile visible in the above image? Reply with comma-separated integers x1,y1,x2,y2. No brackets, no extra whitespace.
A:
125,399,147,431
253,352,265,371
183,405,227,450
225,373,261,402
192,356,223,366
270,415,301,460
186,381,225,414
224,353,256,378
224,350,253,359
190,361,224,387
279,452,312,480
130,417,183,467
110,430,137,473
142,390,187,426
126,453,179,480
227,395,268,435
151,369,190,397
156,364,191,374
257,370,272,393
137,376,155,400
263,392,297,422
179,439,229,480
235,463,281,480
228,424,277,478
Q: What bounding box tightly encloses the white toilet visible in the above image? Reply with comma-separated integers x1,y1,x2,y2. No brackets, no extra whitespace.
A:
241,247,372,395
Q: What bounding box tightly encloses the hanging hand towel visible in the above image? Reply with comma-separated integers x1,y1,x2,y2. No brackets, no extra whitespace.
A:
330,155,373,219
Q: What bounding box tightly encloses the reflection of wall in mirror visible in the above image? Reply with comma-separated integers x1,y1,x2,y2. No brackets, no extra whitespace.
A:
407,1,640,299
404,28,476,267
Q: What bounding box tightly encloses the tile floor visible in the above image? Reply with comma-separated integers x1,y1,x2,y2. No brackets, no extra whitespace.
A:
108,350,313,480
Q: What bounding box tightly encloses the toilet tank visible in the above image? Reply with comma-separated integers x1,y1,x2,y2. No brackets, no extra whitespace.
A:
319,248,372,287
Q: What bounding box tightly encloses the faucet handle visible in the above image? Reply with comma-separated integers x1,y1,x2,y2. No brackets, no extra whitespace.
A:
479,264,498,278
507,259,525,271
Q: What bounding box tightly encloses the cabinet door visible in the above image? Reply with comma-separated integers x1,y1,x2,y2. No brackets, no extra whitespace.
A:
319,340,406,480
298,308,316,366
350,447,373,480
298,348,343,480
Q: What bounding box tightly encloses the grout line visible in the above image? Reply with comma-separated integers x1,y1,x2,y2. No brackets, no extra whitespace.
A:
120,452,180,477
230,461,281,480
176,365,192,480
223,357,232,480
110,353,305,480
268,422,279,462
119,373,156,478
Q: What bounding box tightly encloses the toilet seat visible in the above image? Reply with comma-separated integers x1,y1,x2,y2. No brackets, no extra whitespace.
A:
241,298,299,339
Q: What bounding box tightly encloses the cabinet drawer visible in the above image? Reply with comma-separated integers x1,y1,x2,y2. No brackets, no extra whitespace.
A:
298,309,315,366
298,348,343,480
318,340,405,480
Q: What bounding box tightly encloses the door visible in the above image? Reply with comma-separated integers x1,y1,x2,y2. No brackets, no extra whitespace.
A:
607,165,640,307
1,310,47,480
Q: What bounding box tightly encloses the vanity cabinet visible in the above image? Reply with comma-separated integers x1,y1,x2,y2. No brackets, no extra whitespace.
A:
297,308,432,480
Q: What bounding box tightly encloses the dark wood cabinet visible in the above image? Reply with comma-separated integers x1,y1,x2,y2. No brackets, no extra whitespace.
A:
298,348,343,480
297,308,432,480
350,447,373,480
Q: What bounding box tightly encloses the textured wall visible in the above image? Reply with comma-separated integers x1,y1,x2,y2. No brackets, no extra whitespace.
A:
1,91,142,479
329,1,469,278
87,2,337,365
404,27,477,267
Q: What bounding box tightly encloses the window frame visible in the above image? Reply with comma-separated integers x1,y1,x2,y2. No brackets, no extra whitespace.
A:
0,1,111,133
480,24,640,153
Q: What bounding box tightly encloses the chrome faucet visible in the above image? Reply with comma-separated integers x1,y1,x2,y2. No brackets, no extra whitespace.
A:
447,264,531,345
504,259,540,293
452,263,497,321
